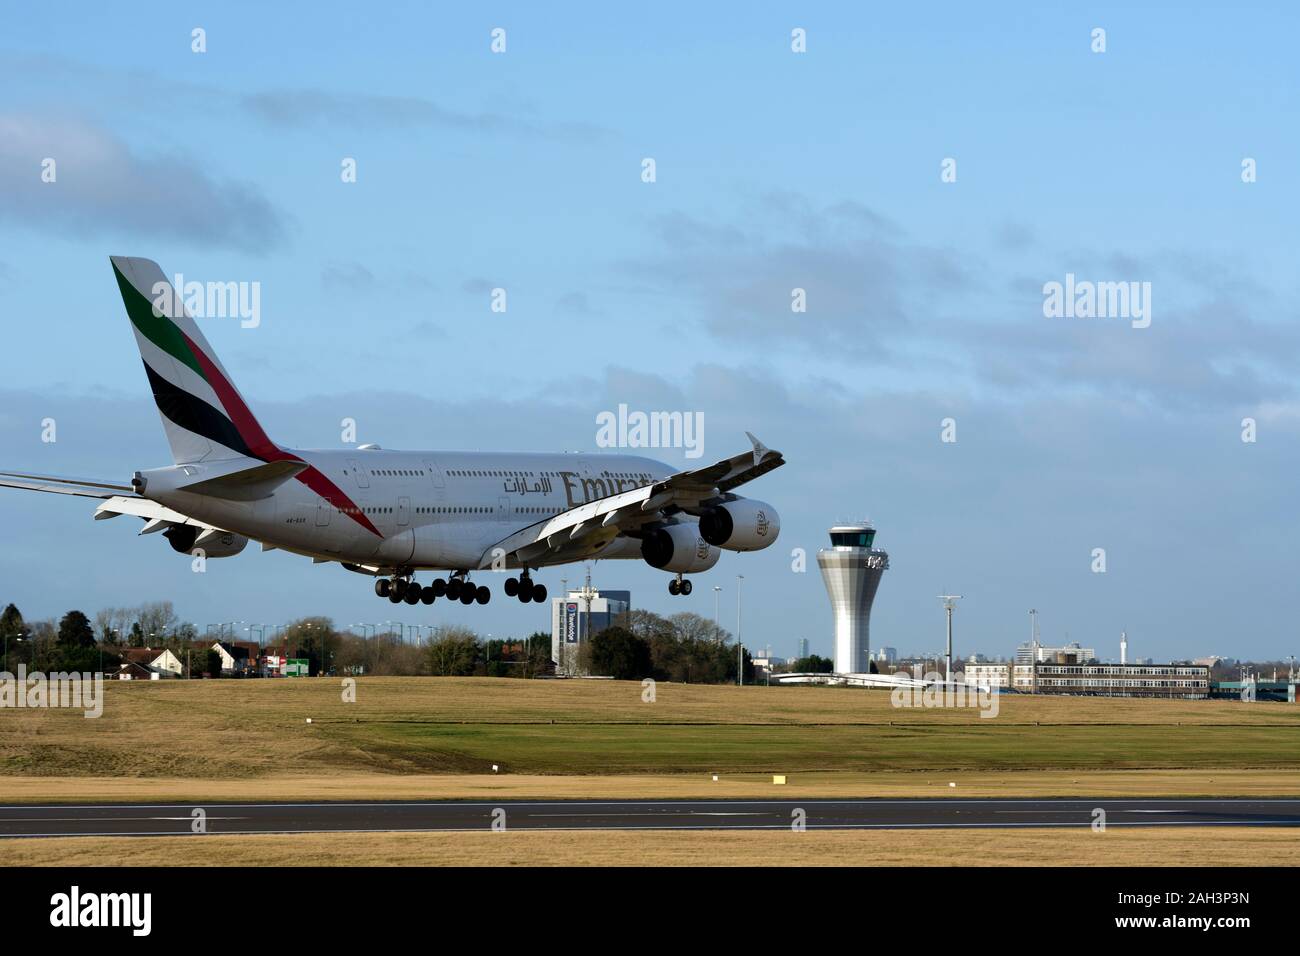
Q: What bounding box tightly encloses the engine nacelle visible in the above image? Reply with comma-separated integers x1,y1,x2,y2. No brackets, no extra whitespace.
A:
641,523,721,573
698,498,780,552
163,524,248,558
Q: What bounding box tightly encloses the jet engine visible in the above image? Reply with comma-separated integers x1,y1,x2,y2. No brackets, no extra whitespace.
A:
698,498,780,552
641,523,720,573
162,524,248,558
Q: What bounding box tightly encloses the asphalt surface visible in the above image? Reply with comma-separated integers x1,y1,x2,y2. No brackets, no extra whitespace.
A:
1,798,1298,838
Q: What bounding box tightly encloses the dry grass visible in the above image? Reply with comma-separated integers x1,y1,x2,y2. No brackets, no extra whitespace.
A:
2,768,1299,805
3,677,1297,828
2,826,1296,867
2,677,1296,784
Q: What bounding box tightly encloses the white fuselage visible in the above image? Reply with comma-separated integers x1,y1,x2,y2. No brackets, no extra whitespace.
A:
142,449,678,571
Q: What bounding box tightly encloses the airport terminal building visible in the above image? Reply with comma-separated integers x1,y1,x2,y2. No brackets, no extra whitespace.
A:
1016,662,1210,698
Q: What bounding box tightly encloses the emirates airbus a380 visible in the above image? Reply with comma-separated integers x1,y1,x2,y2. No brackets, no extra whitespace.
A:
0,257,784,607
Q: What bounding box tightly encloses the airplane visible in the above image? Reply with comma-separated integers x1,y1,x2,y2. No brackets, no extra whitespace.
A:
0,257,784,607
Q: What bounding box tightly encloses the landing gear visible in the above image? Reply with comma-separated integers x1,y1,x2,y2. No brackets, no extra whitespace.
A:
506,571,546,604
668,574,693,596
377,574,438,604
373,572,491,606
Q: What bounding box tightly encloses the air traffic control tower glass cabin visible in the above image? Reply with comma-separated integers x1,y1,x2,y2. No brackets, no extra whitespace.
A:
817,523,890,675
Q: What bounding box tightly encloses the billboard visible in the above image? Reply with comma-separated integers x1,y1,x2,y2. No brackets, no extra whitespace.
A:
564,602,579,644
285,658,310,677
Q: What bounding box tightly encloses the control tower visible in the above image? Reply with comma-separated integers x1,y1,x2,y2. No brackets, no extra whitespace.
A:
817,523,890,674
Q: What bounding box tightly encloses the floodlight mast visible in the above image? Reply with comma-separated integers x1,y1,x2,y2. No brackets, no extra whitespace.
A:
938,594,963,682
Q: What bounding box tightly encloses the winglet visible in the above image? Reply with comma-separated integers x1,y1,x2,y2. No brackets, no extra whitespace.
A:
746,431,772,468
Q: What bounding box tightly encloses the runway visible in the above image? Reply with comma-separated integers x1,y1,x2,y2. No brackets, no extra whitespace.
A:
1,797,1298,838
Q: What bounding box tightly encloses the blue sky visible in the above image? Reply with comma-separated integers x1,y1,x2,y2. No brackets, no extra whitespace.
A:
1,2,1298,662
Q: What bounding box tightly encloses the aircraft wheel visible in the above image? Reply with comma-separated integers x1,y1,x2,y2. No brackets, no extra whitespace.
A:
681,579,693,596
459,586,476,605
404,586,421,605
446,578,462,600
476,585,491,605
504,577,519,597
421,586,437,605
391,578,407,599
431,578,447,598
375,578,390,597
532,583,547,603
388,590,403,604
668,579,680,596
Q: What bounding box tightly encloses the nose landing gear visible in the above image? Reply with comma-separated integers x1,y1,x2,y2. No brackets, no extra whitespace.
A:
668,573,693,596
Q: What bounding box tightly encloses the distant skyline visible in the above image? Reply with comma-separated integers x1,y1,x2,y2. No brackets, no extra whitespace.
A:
2,3,1298,663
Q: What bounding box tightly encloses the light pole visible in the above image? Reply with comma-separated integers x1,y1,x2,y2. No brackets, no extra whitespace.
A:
713,586,722,643
939,595,963,683
736,575,744,686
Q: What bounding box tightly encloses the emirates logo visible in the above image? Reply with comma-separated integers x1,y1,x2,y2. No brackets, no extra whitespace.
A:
756,510,769,536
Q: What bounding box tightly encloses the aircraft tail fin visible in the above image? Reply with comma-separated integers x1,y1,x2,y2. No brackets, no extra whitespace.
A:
110,256,277,465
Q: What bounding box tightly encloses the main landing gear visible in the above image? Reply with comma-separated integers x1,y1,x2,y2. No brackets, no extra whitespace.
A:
503,570,547,604
375,572,490,606
668,573,693,596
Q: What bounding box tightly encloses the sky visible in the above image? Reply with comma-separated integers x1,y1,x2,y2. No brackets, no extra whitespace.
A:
1,2,1298,663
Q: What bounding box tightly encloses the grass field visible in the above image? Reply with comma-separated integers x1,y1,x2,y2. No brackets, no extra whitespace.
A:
1,676,1297,792
2,826,1296,867
2,678,1296,865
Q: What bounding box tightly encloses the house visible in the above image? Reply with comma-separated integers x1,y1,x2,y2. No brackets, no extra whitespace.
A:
211,641,254,676
149,649,184,678
117,647,165,681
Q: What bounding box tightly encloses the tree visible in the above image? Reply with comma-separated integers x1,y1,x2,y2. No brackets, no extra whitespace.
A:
281,617,335,675
57,610,96,649
523,631,553,678
588,626,652,680
669,611,724,645
50,610,98,672
136,601,177,645
0,603,25,640
94,608,116,644
1,603,26,670
791,654,834,674
426,627,480,676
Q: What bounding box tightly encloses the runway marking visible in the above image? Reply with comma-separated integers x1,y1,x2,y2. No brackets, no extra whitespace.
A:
527,811,772,818
4,819,1300,840
0,816,247,823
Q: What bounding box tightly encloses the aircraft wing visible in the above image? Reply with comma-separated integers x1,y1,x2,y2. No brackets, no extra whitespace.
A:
0,470,135,498
477,432,784,568
0,470,236,538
